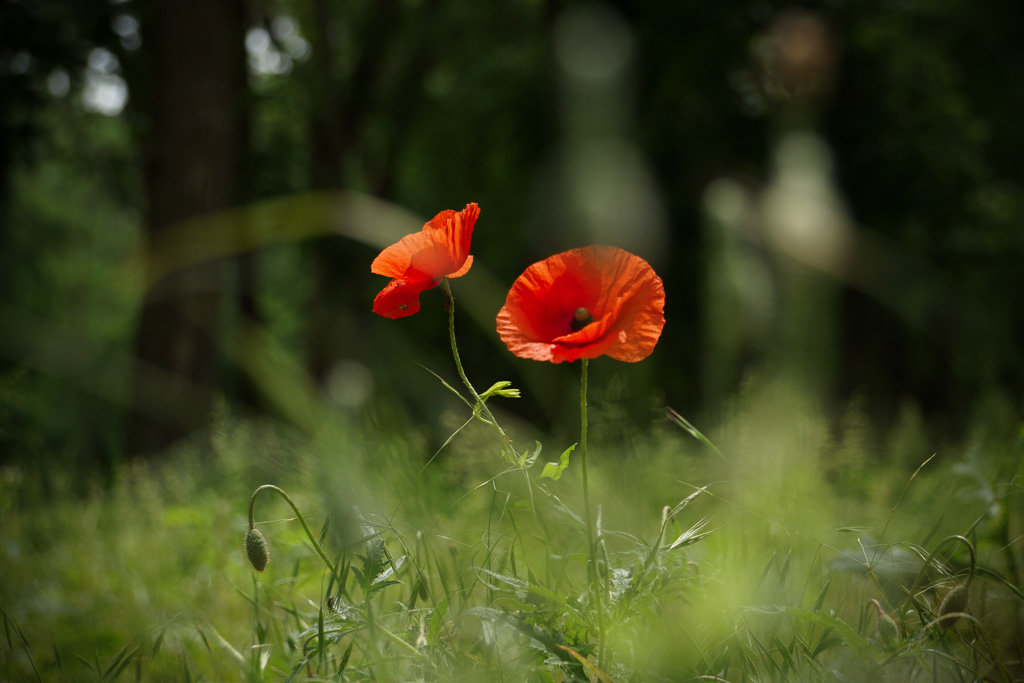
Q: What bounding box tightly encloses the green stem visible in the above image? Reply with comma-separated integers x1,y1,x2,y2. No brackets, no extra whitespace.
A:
441,279,516,453
441,279,537,519
248,484,336,574
579,358,606,667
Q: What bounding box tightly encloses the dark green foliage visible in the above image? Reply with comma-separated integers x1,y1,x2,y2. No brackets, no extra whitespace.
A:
2,2,1024,677
2,0,1023,468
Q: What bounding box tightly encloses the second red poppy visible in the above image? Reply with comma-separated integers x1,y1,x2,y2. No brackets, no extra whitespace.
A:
496,246,666,363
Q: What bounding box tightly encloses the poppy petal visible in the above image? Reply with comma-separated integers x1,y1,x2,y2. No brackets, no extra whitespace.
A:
495,308,558,362
426,203,479,268
409,240,459,278
370,203,478,320
498,254,604,341
371,231,437,278
372,277,435,319
496,246,665,363
447,254,474,279
603,275,666,362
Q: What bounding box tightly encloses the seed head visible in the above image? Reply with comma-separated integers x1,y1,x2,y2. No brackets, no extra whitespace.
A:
571,307,593,332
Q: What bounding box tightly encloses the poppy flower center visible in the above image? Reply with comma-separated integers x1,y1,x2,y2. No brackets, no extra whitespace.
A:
570,306,593,332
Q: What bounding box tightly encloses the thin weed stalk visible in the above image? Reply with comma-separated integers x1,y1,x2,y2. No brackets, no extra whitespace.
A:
440,278,511,452
579,358,606,667
441,278,538,520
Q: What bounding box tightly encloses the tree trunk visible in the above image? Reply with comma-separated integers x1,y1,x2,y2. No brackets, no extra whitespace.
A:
127,0,247,456
304,0,398,384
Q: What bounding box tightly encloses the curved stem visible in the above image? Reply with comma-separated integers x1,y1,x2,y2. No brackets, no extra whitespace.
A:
901,533,978,621
441,279,516,453
579,358,606,667
441,279,537,519
949,534,977,584
249,484,336,574
916,534,976,585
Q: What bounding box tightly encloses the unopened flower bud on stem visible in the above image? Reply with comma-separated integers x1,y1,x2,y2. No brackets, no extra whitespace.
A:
245,526,271,572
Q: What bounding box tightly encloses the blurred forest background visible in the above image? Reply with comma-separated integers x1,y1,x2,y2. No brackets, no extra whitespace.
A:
2,0,1023,481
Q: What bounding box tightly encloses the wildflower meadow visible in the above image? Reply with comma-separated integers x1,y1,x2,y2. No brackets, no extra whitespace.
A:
3,2,1024,682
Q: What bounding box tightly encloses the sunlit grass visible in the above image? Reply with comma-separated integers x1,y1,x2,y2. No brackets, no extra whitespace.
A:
1,379,1021,680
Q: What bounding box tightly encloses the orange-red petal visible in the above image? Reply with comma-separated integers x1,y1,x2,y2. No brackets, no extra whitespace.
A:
447,254,474,279
372,277,435,319
370,203,479,318
371,230,438,278
424,203,478,270
371,203,478,281
496,246,665,363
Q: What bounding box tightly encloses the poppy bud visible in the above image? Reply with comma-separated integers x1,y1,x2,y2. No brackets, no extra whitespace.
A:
245,527,271,572
937,583,969,628
869,599,900,646
878,612,899,645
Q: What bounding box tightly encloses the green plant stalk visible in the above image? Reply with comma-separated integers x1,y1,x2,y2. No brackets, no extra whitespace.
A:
250,574,263,678
579,358,606,667
905,534,976,597
441,279,537,519
248,484,335,574
441,279,514,452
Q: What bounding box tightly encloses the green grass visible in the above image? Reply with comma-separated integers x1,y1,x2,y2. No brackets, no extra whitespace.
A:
1,379,1022,681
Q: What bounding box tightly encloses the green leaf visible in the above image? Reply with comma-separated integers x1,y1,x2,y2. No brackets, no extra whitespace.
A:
337,641,354,677
372,555,405,586
479,380,521,401
476,569,530,600
523,441,543,468
540,443,577,481
316,606,325,673
101,640,140,681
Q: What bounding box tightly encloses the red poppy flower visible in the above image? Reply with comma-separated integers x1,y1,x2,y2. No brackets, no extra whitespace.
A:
496,246,665,363
371,203,479,318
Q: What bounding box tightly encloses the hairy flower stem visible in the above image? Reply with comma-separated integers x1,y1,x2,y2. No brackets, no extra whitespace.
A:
580,358,606,667
441,280,514,451
442,279,537,520
248,484,335,574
